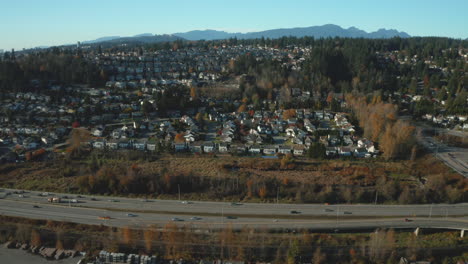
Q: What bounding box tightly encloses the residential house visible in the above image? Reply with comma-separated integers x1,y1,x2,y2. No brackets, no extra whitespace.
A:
118,139,131,149
293,145,305,156
190,142,203,153
278,145,292,155
338,146,352,156
326,147,337,157
106,139,119,150
203,142,215,153
218,143,229,153
262,145,277,155
133,139,147,151
93,139,106,149
248,145,262,154
174,142,187,152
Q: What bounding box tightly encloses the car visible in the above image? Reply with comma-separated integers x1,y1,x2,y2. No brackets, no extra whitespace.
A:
98,216,111,220
290,210,301,214
404,218,412,222
230,202,242,206
41,192,49,196
226,216,237,219
126,213,137,217
77,195,84,198
273,219,278,222
171,217,184,221
189,216,202,221
18,194,24,198
90,198,97,201
71,199,78,203
141,199,149,202
324,208,334,212
62,195,69,199
343,211,352,215
181,201,192,204
33,205,40,208
108,199,119,202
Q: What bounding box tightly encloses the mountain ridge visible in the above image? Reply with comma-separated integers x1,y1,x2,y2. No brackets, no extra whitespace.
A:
173,24,411,40
46,24,412,48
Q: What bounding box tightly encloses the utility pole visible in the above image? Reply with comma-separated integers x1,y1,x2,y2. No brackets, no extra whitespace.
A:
276,187,280,204
178,184,181,201
429,203,434,218
336,206,339,230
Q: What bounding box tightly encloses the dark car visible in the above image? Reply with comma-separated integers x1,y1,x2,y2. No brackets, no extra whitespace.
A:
33,205,40,208
290,210,301,214
226,216,237,219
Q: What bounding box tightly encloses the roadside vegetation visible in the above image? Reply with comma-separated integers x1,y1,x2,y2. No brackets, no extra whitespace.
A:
0,215,467,264
0,147,466,204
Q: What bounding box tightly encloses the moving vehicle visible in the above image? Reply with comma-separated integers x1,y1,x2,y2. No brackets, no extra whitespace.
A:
226,216,237,219
33,205,40,208
126,213,137,217
98,216,111,220
171,217,184,221
47,197,61,203
190,216,202,220
290,210,301,214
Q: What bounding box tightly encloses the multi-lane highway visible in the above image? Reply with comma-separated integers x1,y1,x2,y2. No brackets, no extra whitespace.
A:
416,125,468,178
1,188,467,231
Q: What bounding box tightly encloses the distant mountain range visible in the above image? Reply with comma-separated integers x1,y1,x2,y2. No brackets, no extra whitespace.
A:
173,24,411,40
54,24,411,49
80,33,181,45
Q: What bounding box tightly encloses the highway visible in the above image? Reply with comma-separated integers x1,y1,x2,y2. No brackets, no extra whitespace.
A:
415,124,468,178
0,188,467,231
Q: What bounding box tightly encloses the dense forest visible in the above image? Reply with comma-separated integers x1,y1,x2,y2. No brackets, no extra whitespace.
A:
0,36,466,114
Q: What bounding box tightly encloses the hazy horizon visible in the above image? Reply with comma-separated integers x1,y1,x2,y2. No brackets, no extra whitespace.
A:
1,0,467,50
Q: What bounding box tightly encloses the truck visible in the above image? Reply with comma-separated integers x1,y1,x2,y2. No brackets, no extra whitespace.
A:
47,197,61,203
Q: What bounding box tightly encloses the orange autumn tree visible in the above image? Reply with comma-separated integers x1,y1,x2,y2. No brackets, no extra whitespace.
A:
346,94,415,160
174,133,185,143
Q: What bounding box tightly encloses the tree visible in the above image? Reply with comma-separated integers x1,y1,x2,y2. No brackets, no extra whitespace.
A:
312,247,326,264
121,226,132,245
174,133,185,143
141,100,153,114
143,228,156,253
190,86,197,100
258,185,267,199
237,104,247,113
287,239,300,264
307,143,326,159
283,109,296,119
30,229,41,247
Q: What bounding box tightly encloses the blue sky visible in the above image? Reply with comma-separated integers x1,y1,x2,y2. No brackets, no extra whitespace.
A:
1,0,467,50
